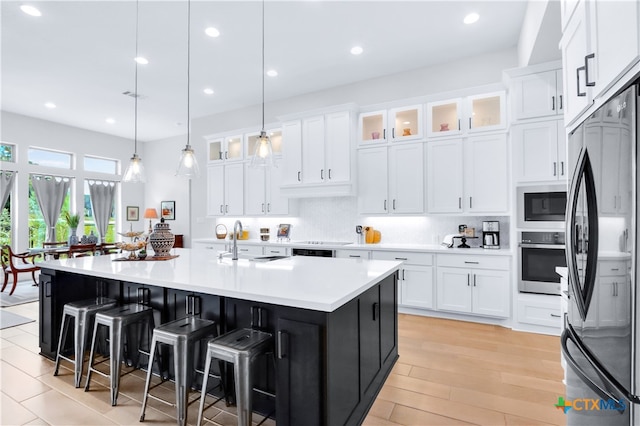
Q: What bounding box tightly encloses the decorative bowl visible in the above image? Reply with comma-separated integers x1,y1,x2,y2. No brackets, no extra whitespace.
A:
118,231,145,239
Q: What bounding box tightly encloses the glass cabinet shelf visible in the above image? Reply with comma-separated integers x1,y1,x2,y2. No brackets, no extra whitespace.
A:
207,135,244,163
427,91,506,138
358,105,424,145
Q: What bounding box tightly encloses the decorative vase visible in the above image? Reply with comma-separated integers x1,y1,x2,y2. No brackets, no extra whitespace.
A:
68,228,79,246
149,219,175,257
87,230,98,245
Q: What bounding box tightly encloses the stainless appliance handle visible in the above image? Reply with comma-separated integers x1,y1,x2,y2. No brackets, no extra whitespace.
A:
519,243,565,249
562,319,640,406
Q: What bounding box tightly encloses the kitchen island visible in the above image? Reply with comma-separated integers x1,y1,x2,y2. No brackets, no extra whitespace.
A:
38,248,401,426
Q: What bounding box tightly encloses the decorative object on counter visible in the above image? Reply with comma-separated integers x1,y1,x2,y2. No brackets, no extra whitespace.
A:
236,228,250,240
402,128,411,136
453,235,477,248
364,226,381,244
64,211,80,246
160,200,175,220
175,0,200,179
143,208,158,234
458,224,467,234
356,225,364,244
464,227,476,238
137,249,147,260
87,231,98,245
371,131,380,139
122,0,146,184
80,235,88,244
440,123,449,131
149,217,175,257
215,224,227,239
277,223,291,241
126,206,139,221
249,0,275,169
116,239,147,259
260,227,270,241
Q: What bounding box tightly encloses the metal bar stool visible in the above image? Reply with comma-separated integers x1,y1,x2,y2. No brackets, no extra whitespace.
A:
140,295,218,426
84,295,155,406
53,296,117,387
196,328,273,426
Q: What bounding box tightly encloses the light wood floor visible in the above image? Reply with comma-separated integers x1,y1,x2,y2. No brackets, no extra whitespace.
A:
1,297,565,425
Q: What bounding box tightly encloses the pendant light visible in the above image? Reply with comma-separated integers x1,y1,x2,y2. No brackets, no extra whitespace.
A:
122,0,146,183
176,0,200,178
250,0,275,168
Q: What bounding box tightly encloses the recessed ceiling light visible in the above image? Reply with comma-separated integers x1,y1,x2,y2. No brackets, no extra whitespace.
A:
134,56,149,65
20,5,41,17
350,46,364,55
464,13,479,25
266,69,278,77
44,102,56,109
106,118,115,124
205,27,220,38
203,88,214,95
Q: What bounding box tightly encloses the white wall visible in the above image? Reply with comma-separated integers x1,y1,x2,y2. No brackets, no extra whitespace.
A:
1,111,145,251
141,47,518,246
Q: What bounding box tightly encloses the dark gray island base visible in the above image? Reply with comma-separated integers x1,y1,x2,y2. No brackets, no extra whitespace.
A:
39,267,398,425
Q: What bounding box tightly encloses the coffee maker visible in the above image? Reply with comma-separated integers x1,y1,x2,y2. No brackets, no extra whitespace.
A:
482,221,500,249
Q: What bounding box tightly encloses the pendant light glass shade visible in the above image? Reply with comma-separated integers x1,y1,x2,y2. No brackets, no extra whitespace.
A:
122,0,146,183
250,0,276,169
176,0,200,178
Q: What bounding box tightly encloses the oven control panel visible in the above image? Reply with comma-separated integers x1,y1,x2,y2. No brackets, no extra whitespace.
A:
520,231,565,245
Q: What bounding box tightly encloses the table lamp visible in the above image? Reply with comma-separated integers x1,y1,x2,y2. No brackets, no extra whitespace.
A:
143,208,158,234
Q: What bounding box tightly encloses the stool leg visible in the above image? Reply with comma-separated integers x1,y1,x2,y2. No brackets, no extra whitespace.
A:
53,313,69,376
235,354,253,426
84,320,100,392
139,335,158,422
196,348,213,426
109,321,123,406
74,310,87,388
174,339,188,426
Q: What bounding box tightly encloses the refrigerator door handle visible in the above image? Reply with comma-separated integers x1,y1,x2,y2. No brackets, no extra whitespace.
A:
562,319,640,406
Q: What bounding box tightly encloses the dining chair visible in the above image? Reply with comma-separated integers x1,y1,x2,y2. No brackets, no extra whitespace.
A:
1,245,41,295
43,241,69,260
68,243,97,258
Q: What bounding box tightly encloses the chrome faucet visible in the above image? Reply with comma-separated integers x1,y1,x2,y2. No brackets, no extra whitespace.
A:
232,220,243,260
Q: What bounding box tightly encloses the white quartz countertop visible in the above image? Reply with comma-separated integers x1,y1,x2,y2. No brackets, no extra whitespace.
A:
192,238,513,255
39,248,401,312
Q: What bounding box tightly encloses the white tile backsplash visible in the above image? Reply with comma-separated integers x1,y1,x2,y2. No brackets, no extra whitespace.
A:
214,197,510,247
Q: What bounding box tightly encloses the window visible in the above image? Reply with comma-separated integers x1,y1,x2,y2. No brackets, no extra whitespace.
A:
28,147,72,169
1,143,15,162
1,190,10,247
84,155,118,174
28,178,71,248
84,180,116,243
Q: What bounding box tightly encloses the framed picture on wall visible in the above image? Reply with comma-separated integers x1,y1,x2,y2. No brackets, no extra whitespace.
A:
161,201,175,220
126,206,139,221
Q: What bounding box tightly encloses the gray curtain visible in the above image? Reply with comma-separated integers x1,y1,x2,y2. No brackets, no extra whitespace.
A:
88,180,116,244
0,170,16,209
31,174,71,242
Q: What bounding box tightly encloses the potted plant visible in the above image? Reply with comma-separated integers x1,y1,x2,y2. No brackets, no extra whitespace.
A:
63,211,80,245
137,249,147,260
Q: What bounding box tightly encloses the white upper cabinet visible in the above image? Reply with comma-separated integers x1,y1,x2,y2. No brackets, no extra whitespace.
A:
427,134,508,214
280,107,355,197
207,135,244,164
511,70,564,120
513,120,568,183
206,163,244,217
358,104,424,145
561,0,640,125
244,163,291,216
357,143,425,215
426,91,506,138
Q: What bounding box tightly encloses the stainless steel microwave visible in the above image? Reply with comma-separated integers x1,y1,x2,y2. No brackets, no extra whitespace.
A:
517,185,567,229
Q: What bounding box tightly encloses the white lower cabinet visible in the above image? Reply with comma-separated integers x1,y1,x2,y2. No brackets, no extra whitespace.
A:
336,249,371,260
371,251,434,309
263,246,290,256
192,240,228,252
436,254,510,318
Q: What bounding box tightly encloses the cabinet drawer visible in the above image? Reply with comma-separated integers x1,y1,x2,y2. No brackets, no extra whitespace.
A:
371,251,433,266
517,298,562,328
336,250,371,260
264,246,289,256
598,260,628,276
237,245,264,256
437,254,510,270
193,241,227,251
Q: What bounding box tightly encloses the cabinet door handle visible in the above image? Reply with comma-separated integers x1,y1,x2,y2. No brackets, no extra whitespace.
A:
550,313,561,318
585,53,595,87
328,169,332,180
469,197,473,209
277,330,289,359
467,274,470,286
220,204,224,213
349,255,361,258
469,117,472,129
384,199,387,211
240,248,249,252
372,302,379,321
270,250,280,254
383,129,386,139
395,257,408,261
458,119,461,131
225,151,229,159
561,161,565,176
225,205,229,213
267,203,271,212
320,169,324,180
553,162,557,176
297,171,301,182
262,203,265,213
464,261,479,264
473,274,477,287
402,269,406,281
559,95,563,110
577,65,586,97
552,96,556,111
392,128,395,139
458,197,462,209
610,268,619,271
392,199,396,210
45,280,52,298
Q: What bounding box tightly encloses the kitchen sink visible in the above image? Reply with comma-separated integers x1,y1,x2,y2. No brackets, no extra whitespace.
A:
218,253,290,262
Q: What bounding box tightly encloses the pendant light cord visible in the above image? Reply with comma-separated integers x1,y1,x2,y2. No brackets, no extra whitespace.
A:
134,0,139,156
261,0,265,132
186,0,191,147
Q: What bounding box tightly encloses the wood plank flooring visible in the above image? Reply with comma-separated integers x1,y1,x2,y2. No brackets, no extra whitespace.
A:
363,314,565,426
1,297,565,425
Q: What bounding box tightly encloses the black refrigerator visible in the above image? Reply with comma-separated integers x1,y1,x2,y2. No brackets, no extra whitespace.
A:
562,82,638,425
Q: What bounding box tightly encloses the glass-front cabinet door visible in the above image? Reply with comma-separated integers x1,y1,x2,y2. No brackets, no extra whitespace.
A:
359,110,387,145
466,91,506,133
426,98,463,138
225,135,243,161
207,134,244,163
208,138,224,163
389,105,423,142
246,129,283,159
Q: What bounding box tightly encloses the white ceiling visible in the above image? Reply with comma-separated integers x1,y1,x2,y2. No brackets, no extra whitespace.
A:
1,0,531,142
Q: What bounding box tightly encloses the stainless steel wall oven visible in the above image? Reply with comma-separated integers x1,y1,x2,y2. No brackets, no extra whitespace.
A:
518,231,566,295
